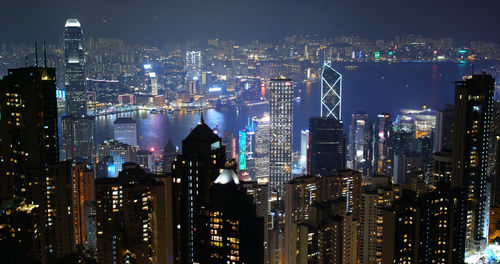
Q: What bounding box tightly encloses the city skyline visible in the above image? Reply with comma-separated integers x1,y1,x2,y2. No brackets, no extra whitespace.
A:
1,0,500,44
0,3,500,263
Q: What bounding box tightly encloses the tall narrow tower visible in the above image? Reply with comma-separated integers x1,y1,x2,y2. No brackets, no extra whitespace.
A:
64,18,86,117
452,74,495,253
269,78,293,196
321,61,342,120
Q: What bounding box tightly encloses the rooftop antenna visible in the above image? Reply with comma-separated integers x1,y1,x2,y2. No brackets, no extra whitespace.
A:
25,56,28,68
34,41,38,67
43,41,47,68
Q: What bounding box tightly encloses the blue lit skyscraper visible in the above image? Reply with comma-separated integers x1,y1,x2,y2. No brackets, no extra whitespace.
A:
321,61,342,120
64,18,86,117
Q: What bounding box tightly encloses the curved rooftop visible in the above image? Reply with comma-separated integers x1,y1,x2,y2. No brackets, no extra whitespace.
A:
214,169,239,185
65,19,81,28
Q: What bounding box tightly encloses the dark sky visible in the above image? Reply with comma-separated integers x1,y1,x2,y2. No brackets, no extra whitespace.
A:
1,0,499,45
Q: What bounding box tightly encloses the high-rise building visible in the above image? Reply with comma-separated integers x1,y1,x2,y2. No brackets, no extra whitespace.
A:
60,115,96,163
113,117,137,146
171,118,227,263
392,154,423,185
433,105,454,153
162,139,177,174
137,149,155,173
381,188,456,264
451,74,495,253
373,113,393,176
285,197,357,264
64,19,86,117
300,129,309,170
196,170,264,263
185,50,202,81
0,66,59,202
95,163,171,264
307,117,346,176
269,78,293,195
150,72,158,96
285,171,362,264
239,118,256,179
0,200,42,263
359,175,399,264
71,162,96,250
320,61,342,120
0,66,59,261
254,113,271,184
350,111,373,182
97,139,137,177
50,161,77,257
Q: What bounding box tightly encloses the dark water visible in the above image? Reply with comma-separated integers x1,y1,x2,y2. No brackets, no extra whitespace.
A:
95,61,499,152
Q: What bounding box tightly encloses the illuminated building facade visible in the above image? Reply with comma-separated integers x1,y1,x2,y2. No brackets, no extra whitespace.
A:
238,118,255,178
97,139,137,177
254,113,270,184
185,50,202,81
95,163,170,264
381,188,454,264
373,113,392,175
269,78,293,195
196,171,264,263
452,74,495,253
171,119,227,264
113,117,137,146
71,162,96,250
350,111,373,182
285,171,362,264
359,176,399,264
300,129,309,170
64,19,87,117
0,66,59,260
321,61,342,120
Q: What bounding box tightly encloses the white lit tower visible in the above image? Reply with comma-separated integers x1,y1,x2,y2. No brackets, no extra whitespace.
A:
185,51,202,81
269,78,293,196
64,18,86,117
321,61,342,120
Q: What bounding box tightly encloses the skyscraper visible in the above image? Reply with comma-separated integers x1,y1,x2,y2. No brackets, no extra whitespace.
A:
71,162,96,250
451,74,495,253
254,113,271,184
171,118,227,263
433,105,454,153
307,117,346,176
373,113,393,176
350,111,373,182
162,139,177,174
321,61,342,120
61,116,96,163
196,170,264,263
0,66,59,202
61,19,96,165
95,163,171,264
300,129,309,170
269,78,293,195
239,118,256,178
185,50,202,81
113,117,138,146
64,18,86,117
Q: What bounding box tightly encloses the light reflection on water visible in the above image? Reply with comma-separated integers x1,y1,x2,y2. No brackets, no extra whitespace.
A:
93,62,497,152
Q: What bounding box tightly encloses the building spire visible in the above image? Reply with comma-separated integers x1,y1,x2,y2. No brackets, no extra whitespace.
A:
200,110,205,124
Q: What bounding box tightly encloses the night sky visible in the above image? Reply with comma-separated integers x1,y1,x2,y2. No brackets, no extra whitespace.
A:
1,0,499,44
